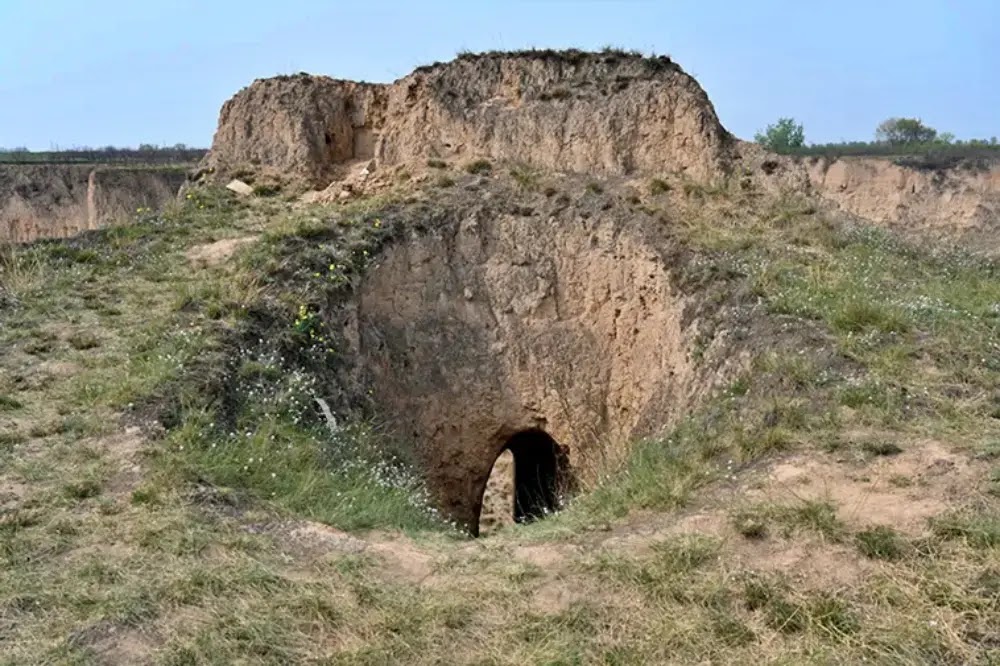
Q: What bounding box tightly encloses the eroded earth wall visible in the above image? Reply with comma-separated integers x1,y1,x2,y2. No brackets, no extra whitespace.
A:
204,51,735,187
0,165,186,243
806,157,1000,236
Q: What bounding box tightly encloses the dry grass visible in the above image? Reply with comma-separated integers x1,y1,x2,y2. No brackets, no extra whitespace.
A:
0,243,45,299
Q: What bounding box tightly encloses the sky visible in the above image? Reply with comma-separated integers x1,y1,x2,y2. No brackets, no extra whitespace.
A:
1,0,997,150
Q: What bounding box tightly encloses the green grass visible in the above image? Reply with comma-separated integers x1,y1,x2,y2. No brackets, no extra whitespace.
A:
731,501,846,541
166,412,442,532
931,510,1000,549
1,188,446,535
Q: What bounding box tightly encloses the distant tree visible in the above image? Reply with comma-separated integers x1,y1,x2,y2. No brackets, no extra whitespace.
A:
875,118,937,145
936,132,955,145
754,117,806,152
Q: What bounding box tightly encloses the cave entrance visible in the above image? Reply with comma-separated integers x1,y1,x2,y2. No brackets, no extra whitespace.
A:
478,429,568,535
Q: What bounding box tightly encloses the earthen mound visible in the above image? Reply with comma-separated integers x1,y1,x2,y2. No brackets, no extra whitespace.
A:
204,50,735,188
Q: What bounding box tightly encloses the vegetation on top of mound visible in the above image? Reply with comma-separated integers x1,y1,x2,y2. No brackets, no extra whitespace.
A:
413,47,679,76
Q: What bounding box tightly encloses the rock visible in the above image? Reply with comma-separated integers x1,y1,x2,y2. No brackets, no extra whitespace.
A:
225,179,254,196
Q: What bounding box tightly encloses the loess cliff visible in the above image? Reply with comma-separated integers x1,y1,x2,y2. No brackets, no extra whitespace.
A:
0,165,186,243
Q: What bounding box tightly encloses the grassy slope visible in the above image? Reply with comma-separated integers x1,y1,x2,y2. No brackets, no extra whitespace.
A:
1,167,998,664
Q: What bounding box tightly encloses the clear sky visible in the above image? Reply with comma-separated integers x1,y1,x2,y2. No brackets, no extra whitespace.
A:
1,0,996,150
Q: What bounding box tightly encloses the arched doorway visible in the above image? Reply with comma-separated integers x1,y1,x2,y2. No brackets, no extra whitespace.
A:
478,429,569,535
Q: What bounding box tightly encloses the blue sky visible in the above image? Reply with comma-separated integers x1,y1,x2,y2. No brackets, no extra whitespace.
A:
1,0,996,149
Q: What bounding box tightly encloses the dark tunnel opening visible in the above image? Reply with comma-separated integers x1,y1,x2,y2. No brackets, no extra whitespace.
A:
508,429,566,523
478,429,570,535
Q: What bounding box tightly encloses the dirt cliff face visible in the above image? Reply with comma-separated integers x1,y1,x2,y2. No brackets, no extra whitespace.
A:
205,77,385,187
204,50,735,187
0,165,186,243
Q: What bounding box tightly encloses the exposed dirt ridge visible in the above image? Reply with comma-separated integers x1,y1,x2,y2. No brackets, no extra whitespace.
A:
204,50,1000,241
204,50,735,187
0,165,186,243
806,156,1000,242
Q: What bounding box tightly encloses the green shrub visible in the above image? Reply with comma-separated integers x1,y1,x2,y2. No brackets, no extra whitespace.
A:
732,510,768,539
68,331,101,350
252,184,281,197
509,165,540,190
855,525,906,560
861,440,903,456
465,159,493,175
649,178,671,195
831,300,910,334
0,395,23,411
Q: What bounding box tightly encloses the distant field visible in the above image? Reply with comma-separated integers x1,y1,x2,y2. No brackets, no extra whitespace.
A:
0,148,208,166
779,142,1000,170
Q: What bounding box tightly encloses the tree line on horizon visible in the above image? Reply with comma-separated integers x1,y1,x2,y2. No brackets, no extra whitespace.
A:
0,144,208,165
754,117,1000,169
